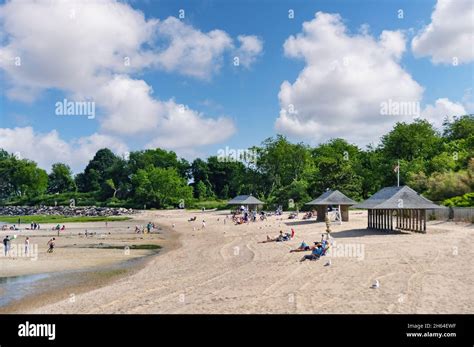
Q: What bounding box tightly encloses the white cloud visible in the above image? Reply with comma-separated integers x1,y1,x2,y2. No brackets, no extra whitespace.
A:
411,0,474,64
0,0,260,166
0,0,157,98
234,35,264,68
422,98,467,128
145,100,236,149
0,127,128,172
276,12,424,145
153,17,234,79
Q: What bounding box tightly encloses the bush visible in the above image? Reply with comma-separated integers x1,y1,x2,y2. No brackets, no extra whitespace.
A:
443,192,474,207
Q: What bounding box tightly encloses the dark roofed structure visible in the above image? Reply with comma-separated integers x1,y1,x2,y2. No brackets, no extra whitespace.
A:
227,195,264,207
307,190,356,206
306,190,356,222
354,185,443,232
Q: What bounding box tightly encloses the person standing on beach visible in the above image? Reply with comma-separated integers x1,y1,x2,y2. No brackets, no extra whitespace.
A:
202,220,206,230
3,235,11,256
24,237,30,254
47,238,55,253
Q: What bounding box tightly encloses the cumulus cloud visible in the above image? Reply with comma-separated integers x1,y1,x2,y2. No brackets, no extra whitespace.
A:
0,127,128,172
0,0,262,168
411,0,474,64
276,12,424,145
422,98,467,128
234,35,264,68
153,17,234,79
145,101,236,149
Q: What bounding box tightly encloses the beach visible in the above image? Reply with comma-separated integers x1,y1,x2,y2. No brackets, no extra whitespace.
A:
2,209,468,314
0,217,177,312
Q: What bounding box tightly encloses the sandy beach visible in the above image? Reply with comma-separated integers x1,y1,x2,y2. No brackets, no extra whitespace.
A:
0,217,176,312
3,209,468,314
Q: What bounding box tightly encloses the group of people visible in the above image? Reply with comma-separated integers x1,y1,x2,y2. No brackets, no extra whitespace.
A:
135,222,156,234
290,234,331,262
29,222,41,230
259,229,295,243
232,210,268,225
1,224,19,231
260,230,331,262
2,235,32,256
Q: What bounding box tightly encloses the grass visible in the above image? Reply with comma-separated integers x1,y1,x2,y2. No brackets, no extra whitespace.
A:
0,215,131,224
187,199,229,210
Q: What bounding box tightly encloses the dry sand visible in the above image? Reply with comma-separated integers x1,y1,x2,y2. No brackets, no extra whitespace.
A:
5,210,473,314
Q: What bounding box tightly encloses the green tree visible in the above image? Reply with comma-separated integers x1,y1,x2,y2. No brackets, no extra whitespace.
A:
76,148,120,192
381,119,441,161
47,163,76,193
254,135,313,189
0,154,48,198
195,180,209,200
310,139,363,200
131,167,193,208
443,115,474,141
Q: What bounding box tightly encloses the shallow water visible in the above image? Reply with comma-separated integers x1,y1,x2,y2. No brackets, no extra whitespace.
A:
0,253,155,309
0,273,53,307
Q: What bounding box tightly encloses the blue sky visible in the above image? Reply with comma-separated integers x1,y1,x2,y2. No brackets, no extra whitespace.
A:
0,0,472,172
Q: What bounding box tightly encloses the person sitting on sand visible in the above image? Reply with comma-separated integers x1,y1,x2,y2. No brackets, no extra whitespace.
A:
47,238,56,253
300,243,324,262
188,216,197,222
290,241,311,252
259,230,289,243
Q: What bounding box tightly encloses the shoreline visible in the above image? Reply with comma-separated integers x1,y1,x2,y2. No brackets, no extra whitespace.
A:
0,214,182,313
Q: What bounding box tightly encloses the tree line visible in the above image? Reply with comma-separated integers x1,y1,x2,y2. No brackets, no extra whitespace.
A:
1,115,473,208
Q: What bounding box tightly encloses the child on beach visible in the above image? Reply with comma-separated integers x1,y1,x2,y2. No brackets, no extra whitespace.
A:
47,238,56,253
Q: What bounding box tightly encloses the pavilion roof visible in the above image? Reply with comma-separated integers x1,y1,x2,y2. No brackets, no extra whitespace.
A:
227,195,264,205
306,190,356,206
353,186,442,209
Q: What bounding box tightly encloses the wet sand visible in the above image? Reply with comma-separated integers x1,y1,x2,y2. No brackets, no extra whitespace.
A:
0,214,180,313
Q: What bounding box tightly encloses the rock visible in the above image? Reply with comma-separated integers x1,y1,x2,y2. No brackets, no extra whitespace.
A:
0,205,137,217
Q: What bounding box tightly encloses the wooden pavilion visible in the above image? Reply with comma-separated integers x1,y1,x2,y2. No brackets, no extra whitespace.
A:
353,185,442,233
306,190,356,222
227,195,264,211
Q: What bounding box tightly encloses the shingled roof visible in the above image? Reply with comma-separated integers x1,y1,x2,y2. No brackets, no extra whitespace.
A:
353,185,442,209
306,190,356,206
227,195,264,205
